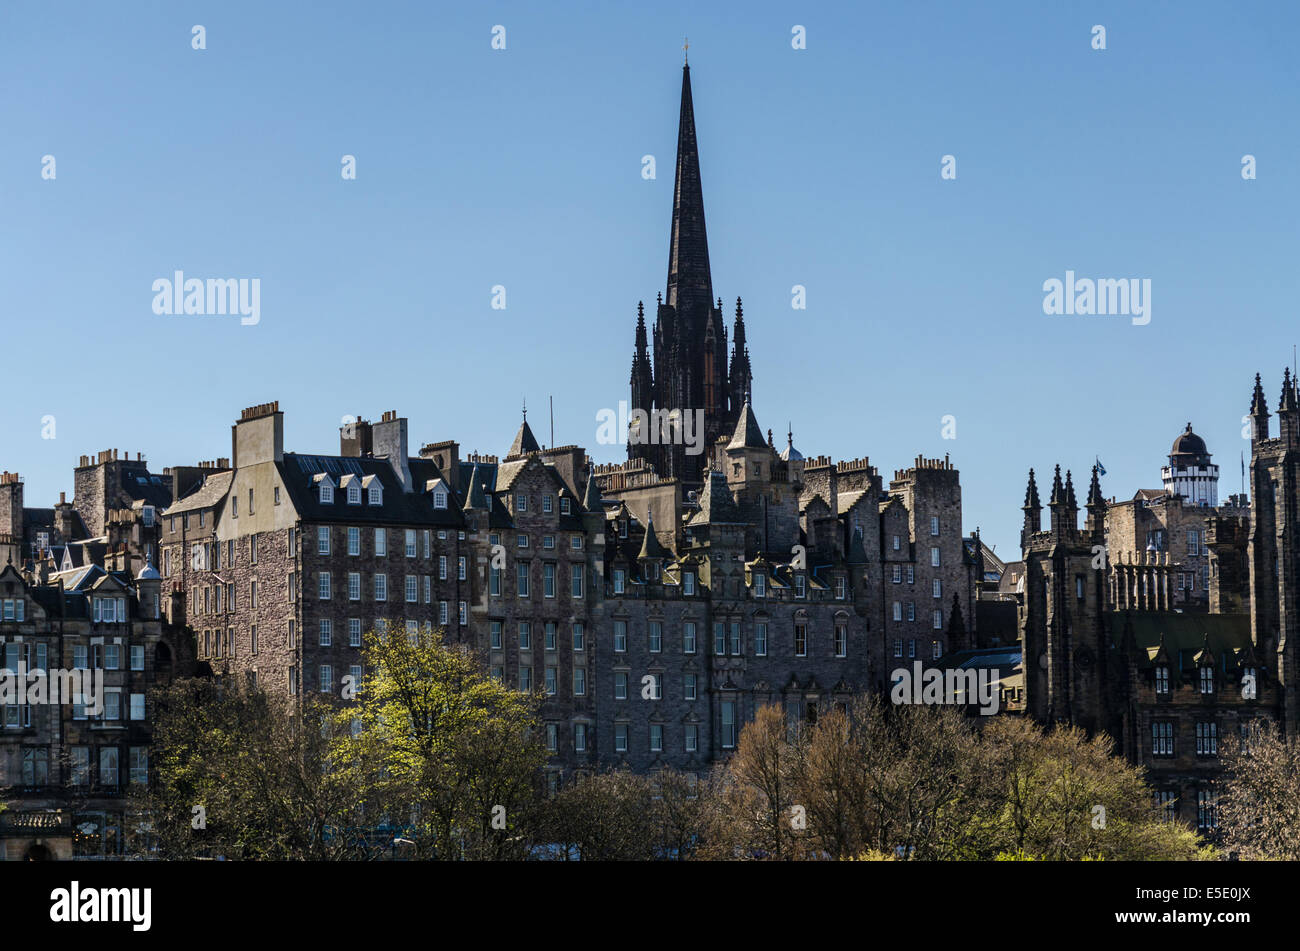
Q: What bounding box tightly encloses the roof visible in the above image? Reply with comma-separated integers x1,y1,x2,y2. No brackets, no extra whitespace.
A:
1111,611,1252,669
164,470,234,515
507,419,540,458
727,401,765,451
1170,422,1209,459
278,454,464,527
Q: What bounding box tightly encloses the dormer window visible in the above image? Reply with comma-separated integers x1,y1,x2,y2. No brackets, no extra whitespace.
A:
619,520,628,539
795,575,806,598
683,571,696,596
320,483,334,504
368,484,382,505
434,489,448,510
754,573,766,598
560,498,571,515
1199,666,1215,695
646,562,659,581
347,484,361,505
1155,665,1170,695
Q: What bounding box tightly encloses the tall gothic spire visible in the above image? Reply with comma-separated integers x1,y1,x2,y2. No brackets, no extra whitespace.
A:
666,63,712,321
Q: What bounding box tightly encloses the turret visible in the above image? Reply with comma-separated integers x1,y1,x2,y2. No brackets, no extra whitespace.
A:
1021,468,1042,545
1279,368,1299,447
1250,372,1270,442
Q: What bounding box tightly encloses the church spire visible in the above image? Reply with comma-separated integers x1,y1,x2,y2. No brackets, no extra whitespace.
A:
666,62,712,321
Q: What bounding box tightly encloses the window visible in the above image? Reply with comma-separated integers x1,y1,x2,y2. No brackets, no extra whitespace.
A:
546,724,559,753
422,530,431,558
573,622,585,652
930,547,941,567
907,602,915,622
250,533,258,564
545,667,558,696
755,622,768,657
930,516,940,535
374,528,387,556
729,622,741,655
908,638,916,659
374,573,387,601
892,566,901,584
369,484,382,505
932,639,942,660
615,723,628,752
684,621,697,654
650,724,663,752
348,572,361,601
684,673,697,700
754,573,766,598
349,618,361,646
458,556,467,581
892,534,900,551
685,724,698,753
518,667,532,692
129,747,148,785
713,622,726,655
71,747,90,786
288,620,296,648
319,619,332,646
571,564,584,598
544,563,556,598
1197,789,1217,831
1152,721,1174,757
682,572,695,596
795,575,806,598
289,666,298,695
434,489,447,509
406,575,418,603
1156,790,1178,821
99,747,119,788
250,625,258,654
347,483,361,505
320,665,333,693
288,573,296,602
933,578,942,599
405,529,417,558
721,701,737,748
649,621,662,653
613,569,625,594
130,645,144,671
490,621,503,650
318,571,331,600
574,723,589,752
348,526,360,555
893,601,902,621
835,576,846,600
544,622,557,651
835,624,847,658
647,673,662,700
893,638,903,658
517,563,530,598
1196,722,1218,757
318,526,330,555
933,609,943,630
438,601,449,625
614,672,628,700
907,565,914,584
250,580,258,609
274,486,280,505
1155,665,1170,695
614,620,627,652
490,561,502,597
571,534,583,550
516,493,527,513
1199,667,1214,695
519,621,532,650
130,692,146,721
458,601,467,625
573,667,586,696
517,533,529,549
561,498,571,515
543,534,555,550
1187,530,1200,556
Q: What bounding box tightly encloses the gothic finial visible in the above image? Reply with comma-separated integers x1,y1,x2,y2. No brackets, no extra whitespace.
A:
683,36,689,65
522,399,527,422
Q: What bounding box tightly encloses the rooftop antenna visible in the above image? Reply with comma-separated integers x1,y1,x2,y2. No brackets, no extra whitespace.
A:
549,396,555,449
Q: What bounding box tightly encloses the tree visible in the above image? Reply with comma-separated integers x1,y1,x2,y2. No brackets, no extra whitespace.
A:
144,674,375,860
327,621,547,860
1217,720,1300,859
539,770,661,861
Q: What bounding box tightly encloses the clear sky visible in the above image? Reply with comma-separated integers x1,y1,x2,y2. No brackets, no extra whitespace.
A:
3,1,1297,557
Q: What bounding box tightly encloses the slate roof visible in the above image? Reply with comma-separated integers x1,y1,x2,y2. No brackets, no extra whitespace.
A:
278,454,464,527
1111,611,1252,670
727,401,765,451
165,470,235,514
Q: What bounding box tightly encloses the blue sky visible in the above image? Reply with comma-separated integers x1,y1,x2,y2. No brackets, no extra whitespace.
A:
2,0,1297,557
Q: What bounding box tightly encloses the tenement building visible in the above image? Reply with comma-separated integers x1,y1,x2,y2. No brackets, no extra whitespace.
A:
1016,374,1300,833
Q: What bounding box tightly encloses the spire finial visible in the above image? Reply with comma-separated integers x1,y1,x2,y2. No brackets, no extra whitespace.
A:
522,399,527,422
683,36,689,65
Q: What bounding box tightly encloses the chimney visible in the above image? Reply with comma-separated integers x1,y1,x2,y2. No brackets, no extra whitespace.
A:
373,411,412,492
0,472,22,541
341,416,374,457
232,401,284,468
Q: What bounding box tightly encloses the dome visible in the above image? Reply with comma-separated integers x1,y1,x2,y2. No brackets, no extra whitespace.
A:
1170,423,1208,459
135,558,160,581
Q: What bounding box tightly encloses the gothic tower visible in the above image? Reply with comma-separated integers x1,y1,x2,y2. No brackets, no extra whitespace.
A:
627,62,751,484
